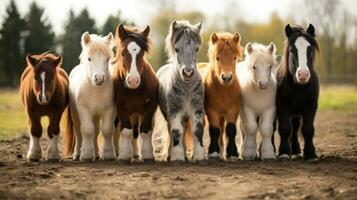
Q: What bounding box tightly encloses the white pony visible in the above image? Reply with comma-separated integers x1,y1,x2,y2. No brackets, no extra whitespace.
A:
63,32,116,162
236,42,277,160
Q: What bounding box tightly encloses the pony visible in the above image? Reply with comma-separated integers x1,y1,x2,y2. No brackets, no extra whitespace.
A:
19,52,69,161
155,20,205,162
112,24,159,163
276,24,319,161
198,32,243,161
63,32,116,162
237,42,277,160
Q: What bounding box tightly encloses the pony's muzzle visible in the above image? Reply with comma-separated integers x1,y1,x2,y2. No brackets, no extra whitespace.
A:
258,80,269,89
221,73,233,84
94,74,105,85
296,68,310,84
126,75,141,89
37,93,50,105
182,67,194,81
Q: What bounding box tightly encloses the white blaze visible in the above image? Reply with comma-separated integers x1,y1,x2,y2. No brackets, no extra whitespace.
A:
40,72,46,102
294,37,310,75
127,42,141,77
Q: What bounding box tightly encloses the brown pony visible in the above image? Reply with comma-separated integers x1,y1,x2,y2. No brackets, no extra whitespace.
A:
19,52,69,161
198,32,243,161
112,24,159,163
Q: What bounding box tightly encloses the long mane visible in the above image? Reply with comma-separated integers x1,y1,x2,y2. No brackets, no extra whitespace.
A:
79,34,114,63
278,27,319,79
165,20,201,62
208,32,243,63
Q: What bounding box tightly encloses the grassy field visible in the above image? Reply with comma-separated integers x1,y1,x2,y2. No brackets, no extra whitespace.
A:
0,85,356,140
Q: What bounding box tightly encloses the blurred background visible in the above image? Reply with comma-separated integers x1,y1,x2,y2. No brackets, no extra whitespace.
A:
0,0,356,139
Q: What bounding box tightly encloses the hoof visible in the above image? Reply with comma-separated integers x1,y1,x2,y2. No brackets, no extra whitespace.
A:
47,158,60,163
80,158,95,163
227,156,239,162
292,154,304,161
28,158,40,162
73,155,80,161
131,158,144,164
305,157,319,163
144,158,155,164
278,154,291,162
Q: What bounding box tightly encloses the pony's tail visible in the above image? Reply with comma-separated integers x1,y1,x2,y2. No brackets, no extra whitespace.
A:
63,106,75,156
152,108,170,162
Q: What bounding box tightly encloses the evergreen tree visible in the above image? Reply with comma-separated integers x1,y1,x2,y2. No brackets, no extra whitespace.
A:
60,8,97,72
0,0,25,86
24,2,55,55
101,11,133,35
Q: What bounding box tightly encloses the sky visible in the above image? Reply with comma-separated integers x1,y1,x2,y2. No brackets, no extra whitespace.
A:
0,0,357,35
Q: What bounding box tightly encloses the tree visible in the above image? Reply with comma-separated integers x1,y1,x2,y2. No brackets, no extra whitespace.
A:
101,11,134,35
60,8,97,72
0,0,26,87
24,2,55,55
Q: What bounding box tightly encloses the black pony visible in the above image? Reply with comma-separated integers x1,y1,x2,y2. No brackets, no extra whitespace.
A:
276,24,319,161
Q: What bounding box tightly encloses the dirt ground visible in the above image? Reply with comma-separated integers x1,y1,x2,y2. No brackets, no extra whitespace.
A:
0,110,357,200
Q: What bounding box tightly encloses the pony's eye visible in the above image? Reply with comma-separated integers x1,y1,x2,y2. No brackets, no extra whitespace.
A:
175,47,179,53
216,57,219,61
253,66,256,70
195,47,199,52
269,65,272,69
234,57,237,60
88,58,91,62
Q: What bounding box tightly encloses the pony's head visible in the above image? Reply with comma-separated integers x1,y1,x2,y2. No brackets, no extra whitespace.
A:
208,32,243,85
26,53,62,105
115,24,150,89
165,20,202,82
244,42,277,89
80,32,114,86
283,24,318,84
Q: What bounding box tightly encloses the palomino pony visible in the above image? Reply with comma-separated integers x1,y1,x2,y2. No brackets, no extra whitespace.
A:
112,24,159,163
63,32,116,162
156,20,205,162
198,32,243,161
20,52,69,161
276,24,319,161
237,42,277,160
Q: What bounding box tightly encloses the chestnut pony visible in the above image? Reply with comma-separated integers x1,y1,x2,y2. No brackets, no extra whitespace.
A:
112,25,159,163
20,52,69,161
198,32,243,161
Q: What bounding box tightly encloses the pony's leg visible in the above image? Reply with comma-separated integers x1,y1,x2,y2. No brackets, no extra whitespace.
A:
241,108,258,160
206,110,221,158
72,108,82,160
226,110,239,160
131,124,143,162
47,111,63,161
259,107,276,160
302,109,318,161
169,113,185,162
27,113,42,161
93,116,100,160
113,117,120,157
190,109,205,162
77,106,96,162
118,117,133,161
101,107,116,160
140,113,154,161
277,111,292,160
291,117,302,159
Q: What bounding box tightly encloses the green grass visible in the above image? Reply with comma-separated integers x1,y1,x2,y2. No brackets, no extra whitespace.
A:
0,86,356,139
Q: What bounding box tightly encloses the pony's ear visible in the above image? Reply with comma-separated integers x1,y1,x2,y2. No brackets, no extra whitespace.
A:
267,42,276,55
171,21,178,31
285,24,294,38
245,42,254,55
105,32,113,42
81,32,91,46
142,25,150,38
26,53,37,67
117,24,128,40
52,56,62,67
210,33,219,44
233,32,241,44
306,24,316,37
194,21,203,34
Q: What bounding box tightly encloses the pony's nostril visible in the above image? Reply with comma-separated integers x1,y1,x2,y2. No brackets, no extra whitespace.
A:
222,74,232,81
